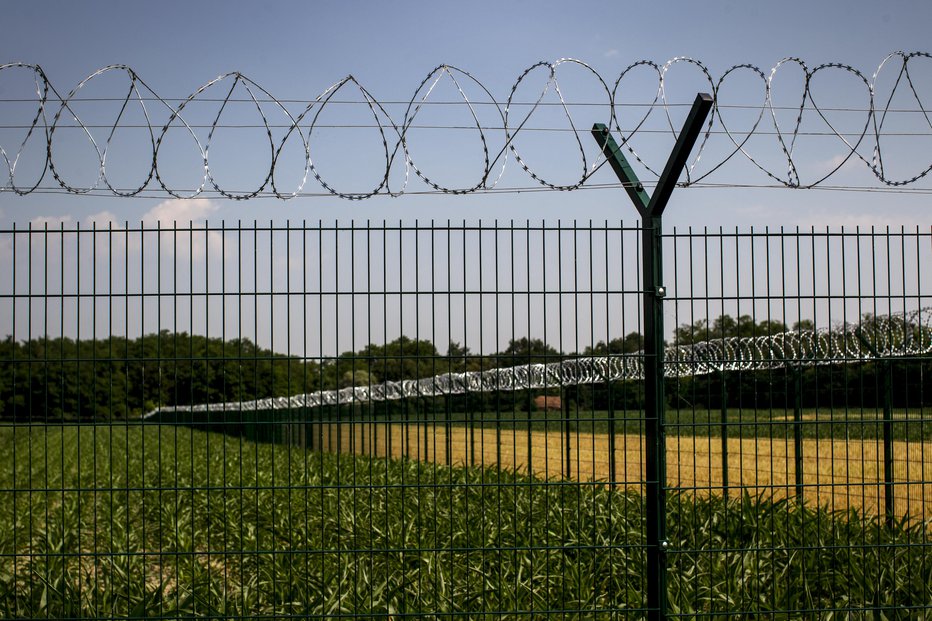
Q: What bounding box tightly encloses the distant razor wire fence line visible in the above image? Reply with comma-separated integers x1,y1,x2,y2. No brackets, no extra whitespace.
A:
1,52,931,199
146,307,932,417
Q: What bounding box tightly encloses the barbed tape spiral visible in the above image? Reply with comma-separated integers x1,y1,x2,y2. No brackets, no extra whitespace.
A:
2,52,931,199
147,307,932,417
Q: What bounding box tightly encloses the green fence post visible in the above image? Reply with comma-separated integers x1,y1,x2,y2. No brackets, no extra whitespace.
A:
642,211,669,620
445,394,453,466
495,389,503,472
719,370,729,503
793,367,804,504
608,378,617,487
882,359,894,527
469,403,476,468
563,387,572,479
855,327,895,526
592,92,712,621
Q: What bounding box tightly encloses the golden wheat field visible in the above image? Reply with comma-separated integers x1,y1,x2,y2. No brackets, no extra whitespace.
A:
307,422,932,520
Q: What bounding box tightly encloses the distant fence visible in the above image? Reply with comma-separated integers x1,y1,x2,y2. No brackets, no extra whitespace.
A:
1,220,930,618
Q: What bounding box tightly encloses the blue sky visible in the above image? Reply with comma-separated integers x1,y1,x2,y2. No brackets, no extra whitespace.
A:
1,0,930,229
0,1,930,355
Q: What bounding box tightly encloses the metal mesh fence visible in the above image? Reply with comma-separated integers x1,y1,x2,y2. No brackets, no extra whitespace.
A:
0,220,930,618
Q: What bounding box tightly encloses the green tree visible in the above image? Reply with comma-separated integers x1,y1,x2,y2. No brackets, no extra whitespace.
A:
498,337,559,366
341,369,378,388
584,331,644,355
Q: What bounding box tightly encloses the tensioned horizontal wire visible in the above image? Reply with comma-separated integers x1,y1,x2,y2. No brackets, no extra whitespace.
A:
2,52,931,199
1,219,644,232
3,292,925,301
13,181,932,198
0,538,920,558
10,123,929,138
146,308,932,417
2,96,927,114
0,103,932,115
3,218,929,228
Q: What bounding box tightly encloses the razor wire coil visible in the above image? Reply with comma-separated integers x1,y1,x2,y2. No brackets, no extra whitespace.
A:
147,307,932,417
3,52,931,199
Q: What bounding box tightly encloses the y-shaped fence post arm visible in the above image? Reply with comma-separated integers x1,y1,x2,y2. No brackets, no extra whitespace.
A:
591,92,713,621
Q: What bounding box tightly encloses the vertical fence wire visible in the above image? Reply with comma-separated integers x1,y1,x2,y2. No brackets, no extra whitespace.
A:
665,224,932,618
0,220,929,618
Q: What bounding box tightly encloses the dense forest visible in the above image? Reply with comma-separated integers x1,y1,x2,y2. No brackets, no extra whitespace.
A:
1,314,929,421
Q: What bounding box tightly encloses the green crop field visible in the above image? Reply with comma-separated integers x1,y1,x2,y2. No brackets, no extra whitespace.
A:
1,424,930,618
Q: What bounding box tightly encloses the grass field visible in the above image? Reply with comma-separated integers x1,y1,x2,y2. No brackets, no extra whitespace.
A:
1,424,930,618
302,405,932,521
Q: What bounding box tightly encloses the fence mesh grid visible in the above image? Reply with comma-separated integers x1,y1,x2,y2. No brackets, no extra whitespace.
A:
0,220,929,618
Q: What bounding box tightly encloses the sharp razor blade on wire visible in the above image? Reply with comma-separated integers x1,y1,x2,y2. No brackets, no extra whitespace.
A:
2,52,931,198
147,307,932,418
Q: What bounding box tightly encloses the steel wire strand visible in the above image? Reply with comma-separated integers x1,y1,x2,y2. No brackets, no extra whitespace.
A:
3,53,932,199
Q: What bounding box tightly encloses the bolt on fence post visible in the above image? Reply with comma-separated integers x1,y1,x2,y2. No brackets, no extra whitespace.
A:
592,92,712,621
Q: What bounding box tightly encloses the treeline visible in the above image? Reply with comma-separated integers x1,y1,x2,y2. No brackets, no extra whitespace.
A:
666,314,932,411
0,332,310,420
1,313,930,420
0,331,578,420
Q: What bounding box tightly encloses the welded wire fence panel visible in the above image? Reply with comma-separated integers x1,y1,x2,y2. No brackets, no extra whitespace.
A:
665,225,932,617
0,220,930,618
0,220,649,619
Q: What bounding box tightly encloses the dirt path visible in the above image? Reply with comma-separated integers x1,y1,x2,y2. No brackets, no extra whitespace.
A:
310,422,932,520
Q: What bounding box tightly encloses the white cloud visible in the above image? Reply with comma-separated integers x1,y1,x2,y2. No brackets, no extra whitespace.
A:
141,198,219,224
134,199,224,261
811,152,868,180
25,200,227,263
84,210,120,225
604,49,619,59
